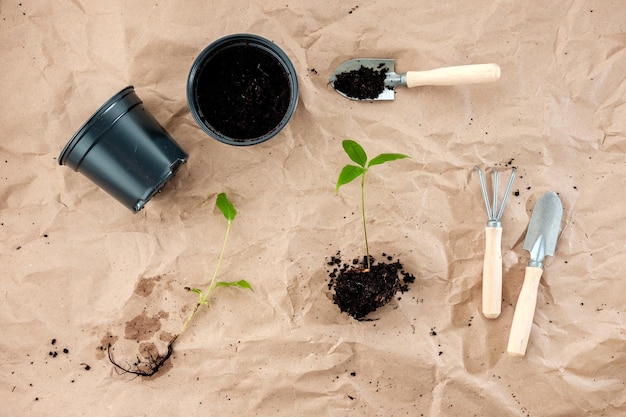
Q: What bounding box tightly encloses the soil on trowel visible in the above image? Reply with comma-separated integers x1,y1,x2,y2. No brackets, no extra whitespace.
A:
333,64,388,100
327,252,415,320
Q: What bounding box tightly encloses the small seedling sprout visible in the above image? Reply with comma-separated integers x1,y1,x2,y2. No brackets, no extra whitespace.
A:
336,139,409,271
108,192,252,377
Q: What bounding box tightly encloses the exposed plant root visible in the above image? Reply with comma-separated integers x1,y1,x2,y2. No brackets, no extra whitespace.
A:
107,336,177,377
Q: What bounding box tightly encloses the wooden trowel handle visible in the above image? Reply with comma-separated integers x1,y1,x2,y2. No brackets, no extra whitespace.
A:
405,63,501,87
482,226,503,319
507,266,543,357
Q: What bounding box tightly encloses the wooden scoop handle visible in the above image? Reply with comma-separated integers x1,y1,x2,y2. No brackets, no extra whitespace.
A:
405,63,501,87
507,266,543,357
482,226,503,319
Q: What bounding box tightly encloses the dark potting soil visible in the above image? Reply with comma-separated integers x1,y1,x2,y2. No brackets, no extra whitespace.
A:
333,64,388,100
194,44,291,141
327,252,415,320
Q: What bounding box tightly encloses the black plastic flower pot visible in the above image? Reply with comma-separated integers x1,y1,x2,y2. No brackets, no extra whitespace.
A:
58,86,188,212
187,33,299,146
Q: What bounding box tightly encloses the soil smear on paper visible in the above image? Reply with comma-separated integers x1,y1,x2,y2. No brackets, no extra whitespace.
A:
327,252,415,320
332,64,388,100
194,44,291,141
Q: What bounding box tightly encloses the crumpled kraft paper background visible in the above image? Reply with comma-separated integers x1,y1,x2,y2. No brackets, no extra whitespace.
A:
1,1,625,416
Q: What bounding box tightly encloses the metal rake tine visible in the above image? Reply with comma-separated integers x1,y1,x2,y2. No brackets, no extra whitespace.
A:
474,166,492,218
491,168,499,220
495,167,516,221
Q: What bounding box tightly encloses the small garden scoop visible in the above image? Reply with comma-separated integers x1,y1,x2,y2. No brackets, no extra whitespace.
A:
507,191,563,357
330,59,501,100
475,166,516,319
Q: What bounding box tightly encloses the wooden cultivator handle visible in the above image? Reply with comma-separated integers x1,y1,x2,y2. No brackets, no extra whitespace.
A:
482,226,503,319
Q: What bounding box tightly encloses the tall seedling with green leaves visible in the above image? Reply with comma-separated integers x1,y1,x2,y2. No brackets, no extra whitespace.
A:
108,192,252,377
336,140,409,271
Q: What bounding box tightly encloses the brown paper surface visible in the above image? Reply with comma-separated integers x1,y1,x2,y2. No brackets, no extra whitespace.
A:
1,1,625,415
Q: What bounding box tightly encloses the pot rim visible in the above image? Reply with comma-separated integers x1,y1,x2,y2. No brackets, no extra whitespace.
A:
186,33,299,146
58,86,137,167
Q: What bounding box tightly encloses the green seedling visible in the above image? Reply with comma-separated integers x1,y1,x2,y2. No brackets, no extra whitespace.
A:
109,193,252,377
178,193,252,338
336,139,409,271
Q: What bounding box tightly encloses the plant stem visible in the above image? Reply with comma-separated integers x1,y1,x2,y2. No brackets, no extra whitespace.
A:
176,219,233,339
361,172,370,271
178,302,200,338
204,219,233,295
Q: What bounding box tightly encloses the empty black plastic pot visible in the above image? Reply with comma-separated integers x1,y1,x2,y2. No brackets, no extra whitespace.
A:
187,34,299,146
59,86,188,212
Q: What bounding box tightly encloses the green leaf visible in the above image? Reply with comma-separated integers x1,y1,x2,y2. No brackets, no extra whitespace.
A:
342,140,367,167
336,164,366,192
216,192,237,223
367,153,410,167
214,279,253,291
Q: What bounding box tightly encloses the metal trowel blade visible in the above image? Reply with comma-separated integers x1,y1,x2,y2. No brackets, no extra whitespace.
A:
523,191,563,266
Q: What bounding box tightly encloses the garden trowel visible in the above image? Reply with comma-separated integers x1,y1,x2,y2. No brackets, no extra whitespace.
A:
507,191,563,357
329,59,501,100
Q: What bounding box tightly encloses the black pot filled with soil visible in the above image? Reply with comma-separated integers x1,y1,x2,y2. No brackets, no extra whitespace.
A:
187,34,299,146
